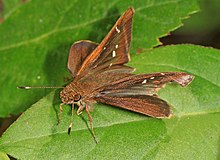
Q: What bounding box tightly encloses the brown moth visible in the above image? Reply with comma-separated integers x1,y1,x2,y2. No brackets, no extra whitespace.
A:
19,7,194,143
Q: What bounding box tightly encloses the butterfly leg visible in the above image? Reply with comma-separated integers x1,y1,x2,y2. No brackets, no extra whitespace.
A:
58,103,64,125
85,105,98,143
68,104,75,135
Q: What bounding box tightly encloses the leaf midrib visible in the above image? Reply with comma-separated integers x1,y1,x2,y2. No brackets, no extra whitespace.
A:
0,109,219,147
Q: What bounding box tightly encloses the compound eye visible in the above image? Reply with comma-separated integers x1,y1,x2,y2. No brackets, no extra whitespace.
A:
74,94,81,102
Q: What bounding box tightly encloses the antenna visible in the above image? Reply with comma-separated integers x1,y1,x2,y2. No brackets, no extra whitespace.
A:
17,86,64,89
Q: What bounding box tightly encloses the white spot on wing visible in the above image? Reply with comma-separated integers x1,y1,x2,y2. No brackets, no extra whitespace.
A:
116,26,120,33
115,44,118,49
160,72,165,75
103,47,106,50
109,63,113,67
112,51,116,57
142,79,147,84
150,77,155,80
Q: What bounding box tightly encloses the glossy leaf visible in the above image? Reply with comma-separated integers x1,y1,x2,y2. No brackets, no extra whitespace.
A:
0,44,219,159
0,0,198,117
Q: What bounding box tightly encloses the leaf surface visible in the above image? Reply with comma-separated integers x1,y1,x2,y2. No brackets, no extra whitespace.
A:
0,44,219,159
0,0,198,117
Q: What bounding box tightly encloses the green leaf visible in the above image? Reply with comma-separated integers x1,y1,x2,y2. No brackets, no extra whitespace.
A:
177,0,220,34
0,44,219,159
130,45,220,116
1,0,26,20
0,0,198,117
0,151,10,160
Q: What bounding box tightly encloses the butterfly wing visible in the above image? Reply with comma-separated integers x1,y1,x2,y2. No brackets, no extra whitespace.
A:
94,72,194,118
95,94,171,118
101,72,194,91
75,65,134,97
67,40,98,78
76,7,134,77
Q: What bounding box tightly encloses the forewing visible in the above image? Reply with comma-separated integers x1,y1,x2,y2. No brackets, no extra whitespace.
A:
76,7,134,76
94,72,194,118
68,40,98,78
101,72,194,92
95,94,171,118
76,65,134,96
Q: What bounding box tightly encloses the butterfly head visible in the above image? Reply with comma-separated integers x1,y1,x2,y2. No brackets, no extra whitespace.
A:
60,84,81,104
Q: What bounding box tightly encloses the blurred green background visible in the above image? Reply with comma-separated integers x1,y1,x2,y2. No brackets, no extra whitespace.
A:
161,0,220,48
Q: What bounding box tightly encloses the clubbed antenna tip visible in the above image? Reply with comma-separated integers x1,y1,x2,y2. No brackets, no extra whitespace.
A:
17,86,31,89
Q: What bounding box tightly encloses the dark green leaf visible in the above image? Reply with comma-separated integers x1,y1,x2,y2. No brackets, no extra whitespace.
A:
0,44,219,159
177,0,220,33
0,0,198,117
